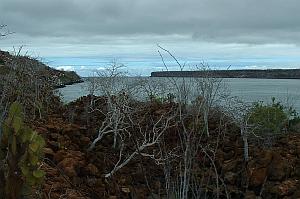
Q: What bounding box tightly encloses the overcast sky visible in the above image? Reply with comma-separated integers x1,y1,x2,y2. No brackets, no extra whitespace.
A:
1,0,300,75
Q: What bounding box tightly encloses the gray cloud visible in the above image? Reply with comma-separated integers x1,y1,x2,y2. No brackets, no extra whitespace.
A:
1,0,300,44
1,0,300,67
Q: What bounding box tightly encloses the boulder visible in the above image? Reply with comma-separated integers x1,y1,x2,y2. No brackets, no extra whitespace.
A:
43,147,55,158
224,172,237,185
244,191,257,199
249,167,268,187
85,163,99,176
57,157,85,178
268,153,290,181
62,124,81,137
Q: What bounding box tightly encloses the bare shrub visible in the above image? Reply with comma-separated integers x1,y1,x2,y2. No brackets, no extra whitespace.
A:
87,61,178,179
222,97,253,161
0,47,58,122
87,48,233,198
156,46,232,199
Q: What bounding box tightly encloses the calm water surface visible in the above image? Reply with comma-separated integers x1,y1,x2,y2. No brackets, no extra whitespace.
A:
57,78,300,111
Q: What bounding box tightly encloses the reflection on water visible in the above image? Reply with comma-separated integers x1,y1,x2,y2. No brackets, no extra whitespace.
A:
57,77,300,111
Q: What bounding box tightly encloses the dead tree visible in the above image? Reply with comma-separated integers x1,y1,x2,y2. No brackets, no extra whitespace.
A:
157,46,229,199
104,110,176,178
87,60,178,178
88,61,130,150
88,92,131,151
223,97,253,161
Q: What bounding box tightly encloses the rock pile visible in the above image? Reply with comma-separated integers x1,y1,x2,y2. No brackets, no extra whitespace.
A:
31,96,300,198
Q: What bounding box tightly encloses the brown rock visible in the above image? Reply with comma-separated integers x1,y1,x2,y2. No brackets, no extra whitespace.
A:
35,127,48,134
81,136,90,145
249,167,268,187
45,124,61,132
65,189,89,199
235,147,244,156
131,185,148,199
42,163,58,177
54,150,68,162
257,150,273,167
278,179,298,196
86,177,97,186
244,191,257,199
296,146,300,156
224,151,235,160
154,180,161,191
223,146,234,153
63,124,81,136
69,150,85,159
43,147,54,155
58,158,78,177
224,172,237,185
48,140,59,151
292,189,300,198
269,153,289,181
293,166,300,177
50,133,59,139
56,150,85,178
86,163,99,176
223,159,239,172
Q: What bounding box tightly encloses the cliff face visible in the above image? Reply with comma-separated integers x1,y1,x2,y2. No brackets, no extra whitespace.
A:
151,69,300,79
53,70,83,88
0,50,82,87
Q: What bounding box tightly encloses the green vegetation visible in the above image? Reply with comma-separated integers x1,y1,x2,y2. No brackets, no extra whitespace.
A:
248,97,299,135
0,102,45,198
56,70,83,85
0,50,82,88
149,93,176,104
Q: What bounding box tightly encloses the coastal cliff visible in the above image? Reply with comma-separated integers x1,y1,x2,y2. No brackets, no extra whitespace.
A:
151,69,300,79
0,50,82,87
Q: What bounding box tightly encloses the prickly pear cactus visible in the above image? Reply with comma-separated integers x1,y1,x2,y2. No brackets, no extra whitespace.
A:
0,101,45,198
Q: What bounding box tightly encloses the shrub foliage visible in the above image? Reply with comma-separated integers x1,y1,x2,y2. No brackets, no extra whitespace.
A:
0,101,45,199
248,97,296,134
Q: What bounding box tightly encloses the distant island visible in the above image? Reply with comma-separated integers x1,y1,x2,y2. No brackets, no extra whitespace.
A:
151,69,300,79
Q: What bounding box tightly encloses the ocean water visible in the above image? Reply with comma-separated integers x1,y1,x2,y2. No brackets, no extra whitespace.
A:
56,77,300,112
46,56,300,77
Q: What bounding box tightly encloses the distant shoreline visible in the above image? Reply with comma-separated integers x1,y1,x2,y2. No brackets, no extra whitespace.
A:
53,78,84,89
151,69,300,79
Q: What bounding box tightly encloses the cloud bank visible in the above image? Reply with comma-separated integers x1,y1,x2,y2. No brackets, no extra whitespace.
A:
1,0,300,74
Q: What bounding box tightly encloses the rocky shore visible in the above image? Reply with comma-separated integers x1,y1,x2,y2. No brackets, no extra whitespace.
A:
27,95,300,199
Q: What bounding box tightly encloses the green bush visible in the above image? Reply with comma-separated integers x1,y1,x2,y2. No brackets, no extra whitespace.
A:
0,101,45,198
149,93,176,104
288,106,300,132
248,98,289,134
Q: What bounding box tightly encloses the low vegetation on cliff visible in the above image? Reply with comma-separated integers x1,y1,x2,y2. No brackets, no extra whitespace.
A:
0,50,82,88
